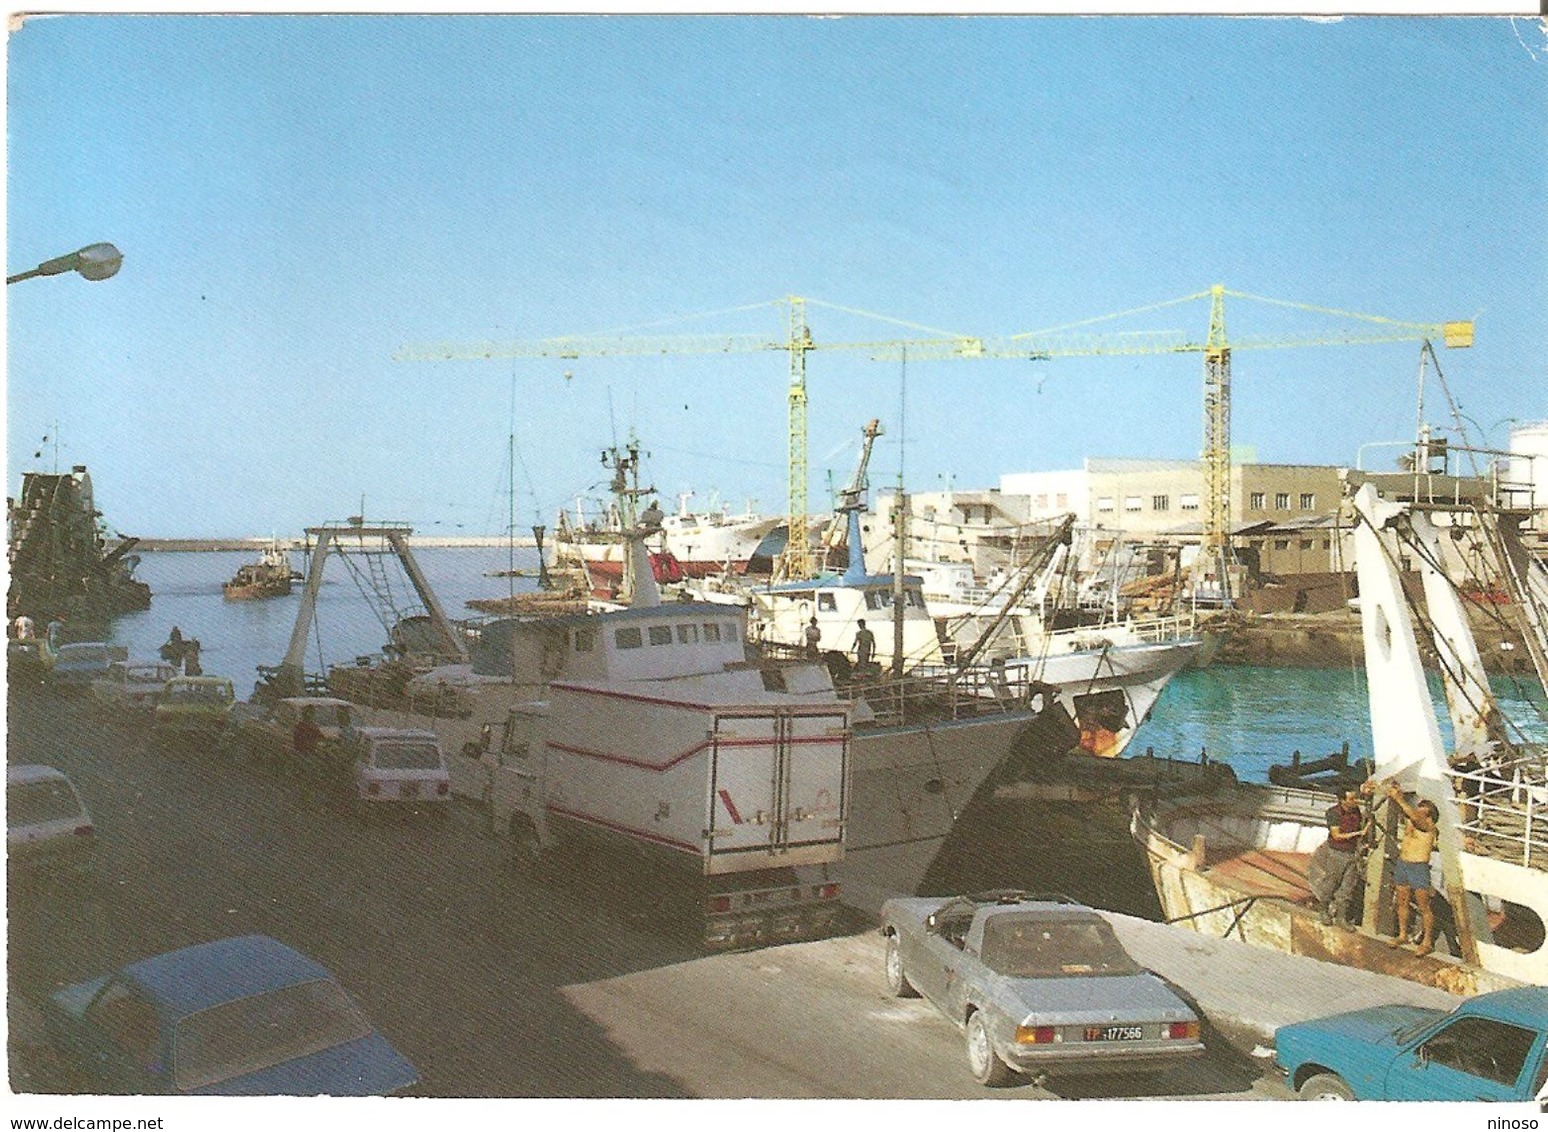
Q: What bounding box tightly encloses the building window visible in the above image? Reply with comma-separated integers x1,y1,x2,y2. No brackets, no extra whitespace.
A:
615,627,643,650
1179,494,1200,511
1096,496,1114,512
1249,492,1265,510
1300,492,1315,510
1152,494,1169,511
1275,492,1290,510
1124,496,1142,512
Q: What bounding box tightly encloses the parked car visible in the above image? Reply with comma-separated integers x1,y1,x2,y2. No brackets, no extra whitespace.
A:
90,660,178,717
230,695,356,766
6,764,95,881
42,935,418,1095
48,642,127,690
880,890,1204,1086
151,676,236,745
1273,986,1548,1102
308,726,450,817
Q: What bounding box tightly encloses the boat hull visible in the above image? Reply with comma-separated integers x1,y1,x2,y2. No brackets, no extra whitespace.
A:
1132,783,1540,996
798,709,1036,914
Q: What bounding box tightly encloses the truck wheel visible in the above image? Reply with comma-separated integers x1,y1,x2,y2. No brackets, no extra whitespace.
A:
509,818,547,878
1297,1072,1354,1101
965,1010,1017,1088
884,933,918,997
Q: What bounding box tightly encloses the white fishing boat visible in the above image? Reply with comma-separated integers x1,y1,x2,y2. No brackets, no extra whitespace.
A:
1132,475,1548,995
552,465,781,592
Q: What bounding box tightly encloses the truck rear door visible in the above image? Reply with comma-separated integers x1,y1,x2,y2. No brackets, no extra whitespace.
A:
706,708,848,874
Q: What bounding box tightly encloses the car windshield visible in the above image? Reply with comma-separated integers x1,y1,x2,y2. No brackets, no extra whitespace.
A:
165,684,231,705
173,977,371,1092
7,778,83,827
372,742,442,771
979,916,1142,978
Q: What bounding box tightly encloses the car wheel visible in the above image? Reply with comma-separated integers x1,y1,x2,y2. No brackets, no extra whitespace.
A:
884,933,918,997
965,1010,1017,1088
1298,1072,1355,1101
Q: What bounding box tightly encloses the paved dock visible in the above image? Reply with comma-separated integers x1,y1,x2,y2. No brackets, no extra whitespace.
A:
1102,911,1460,1052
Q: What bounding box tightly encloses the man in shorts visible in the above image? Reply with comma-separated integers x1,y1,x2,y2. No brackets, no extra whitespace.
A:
1385,779,1440,955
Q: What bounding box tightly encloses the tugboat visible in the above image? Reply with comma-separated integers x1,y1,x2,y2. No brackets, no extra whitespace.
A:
222,543,297,601
7,465,151,625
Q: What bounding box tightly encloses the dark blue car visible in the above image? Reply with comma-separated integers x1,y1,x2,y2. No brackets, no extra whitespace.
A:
44,935,418,1095
1273,986,1548,1102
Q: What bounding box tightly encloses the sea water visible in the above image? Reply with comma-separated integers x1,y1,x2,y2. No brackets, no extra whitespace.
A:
92,548,1547,786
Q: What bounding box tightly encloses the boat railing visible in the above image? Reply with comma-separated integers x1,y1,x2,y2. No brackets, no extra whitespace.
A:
837,662,1038,726
1449,748,1548,871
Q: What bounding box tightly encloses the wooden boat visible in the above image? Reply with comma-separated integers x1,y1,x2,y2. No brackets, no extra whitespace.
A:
223,544,297,601
1132,478,1548,996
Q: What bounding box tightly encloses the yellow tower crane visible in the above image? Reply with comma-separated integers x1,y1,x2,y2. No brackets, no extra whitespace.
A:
395,296,1049,580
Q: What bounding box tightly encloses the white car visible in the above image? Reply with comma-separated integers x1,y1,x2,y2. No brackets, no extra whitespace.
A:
7,765,96,880
345,727,451,815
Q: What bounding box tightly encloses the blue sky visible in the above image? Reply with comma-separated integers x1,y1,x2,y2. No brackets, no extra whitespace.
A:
8,15,1546,537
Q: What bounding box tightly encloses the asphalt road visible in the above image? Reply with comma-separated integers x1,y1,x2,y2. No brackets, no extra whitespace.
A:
7,681,1287,1100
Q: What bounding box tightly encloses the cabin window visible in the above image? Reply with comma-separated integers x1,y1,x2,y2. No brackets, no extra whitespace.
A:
702,622,721,642
573,628,595,653
865,592,884,611
615,627,643,650
1033,494,1047,508
1274,539,1290,551
906,589,926,609
1179,494,1200,511
721,621,736,640
676,624,699,644
1300,539,1314,551
647,625,673,646
1055,493,1068,508
817,593,837,611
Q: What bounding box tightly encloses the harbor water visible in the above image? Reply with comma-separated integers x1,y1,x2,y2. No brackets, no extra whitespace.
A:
93,547,1546,787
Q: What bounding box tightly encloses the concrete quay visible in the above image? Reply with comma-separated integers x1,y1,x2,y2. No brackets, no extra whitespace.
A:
1100,911,1459,1055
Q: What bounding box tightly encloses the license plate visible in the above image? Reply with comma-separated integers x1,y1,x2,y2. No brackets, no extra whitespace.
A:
400,782,419,798
1087,1025,1144,1042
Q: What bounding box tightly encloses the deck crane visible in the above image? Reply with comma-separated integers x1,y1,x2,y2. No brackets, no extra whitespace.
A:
816,417,884,572
396,297,1050,581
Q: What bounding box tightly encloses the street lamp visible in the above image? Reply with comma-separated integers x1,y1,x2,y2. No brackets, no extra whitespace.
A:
7,242,122,285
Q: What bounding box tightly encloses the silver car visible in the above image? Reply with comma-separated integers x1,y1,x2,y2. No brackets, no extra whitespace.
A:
880,890,1205,1086
7,764,96,880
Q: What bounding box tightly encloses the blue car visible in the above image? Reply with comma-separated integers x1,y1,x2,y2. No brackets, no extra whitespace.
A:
1273,986,1548,1102
44,935,418,1095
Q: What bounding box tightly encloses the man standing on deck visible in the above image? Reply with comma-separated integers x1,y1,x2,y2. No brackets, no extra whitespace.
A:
1384,780,1440,955
1310,787,1370,927
853,618,876,670
804,616,822,658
